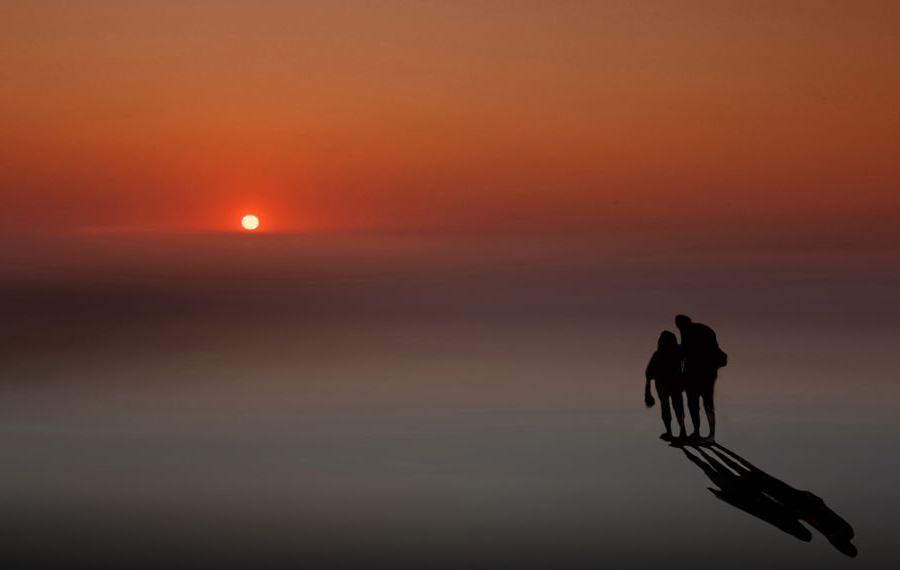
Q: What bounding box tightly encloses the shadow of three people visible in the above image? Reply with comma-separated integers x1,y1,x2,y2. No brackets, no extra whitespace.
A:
677,442,857,557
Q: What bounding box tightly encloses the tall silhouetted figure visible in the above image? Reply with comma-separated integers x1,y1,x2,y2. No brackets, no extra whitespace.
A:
644,331,686,441
675,315,727,441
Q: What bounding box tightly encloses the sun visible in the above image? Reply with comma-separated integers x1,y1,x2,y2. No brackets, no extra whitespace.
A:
241,214,260,231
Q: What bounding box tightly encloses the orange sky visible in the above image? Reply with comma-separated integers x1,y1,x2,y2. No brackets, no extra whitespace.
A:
1,1,898,239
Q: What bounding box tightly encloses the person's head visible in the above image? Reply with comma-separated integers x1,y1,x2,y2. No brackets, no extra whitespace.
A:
658,330,678,351
675,314,692,331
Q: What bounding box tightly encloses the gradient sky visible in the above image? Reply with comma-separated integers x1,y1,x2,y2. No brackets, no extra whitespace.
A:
1,1,897,239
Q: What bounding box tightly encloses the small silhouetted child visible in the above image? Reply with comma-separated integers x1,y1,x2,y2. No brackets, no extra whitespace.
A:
645,330,686,441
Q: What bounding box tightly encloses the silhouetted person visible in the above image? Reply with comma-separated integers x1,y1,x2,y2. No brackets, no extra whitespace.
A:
644,331,686,441
675,315,727,441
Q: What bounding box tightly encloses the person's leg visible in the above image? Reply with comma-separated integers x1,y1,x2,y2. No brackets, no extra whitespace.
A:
660,393,673,440
672,390,687,439
702,379,716,440
686,387,701,439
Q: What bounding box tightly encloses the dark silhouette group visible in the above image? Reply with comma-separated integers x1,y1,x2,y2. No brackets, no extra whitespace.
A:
643,315,857,556
645,314,727,442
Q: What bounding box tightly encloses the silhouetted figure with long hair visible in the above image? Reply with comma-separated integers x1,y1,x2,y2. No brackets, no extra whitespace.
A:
644,331,686,441
677,443,857,557
675,315,727,441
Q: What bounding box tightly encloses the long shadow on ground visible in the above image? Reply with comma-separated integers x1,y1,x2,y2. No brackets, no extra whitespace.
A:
675,442,857,557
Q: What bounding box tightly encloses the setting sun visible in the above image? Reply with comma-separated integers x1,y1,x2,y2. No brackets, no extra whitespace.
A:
241,214,259,231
